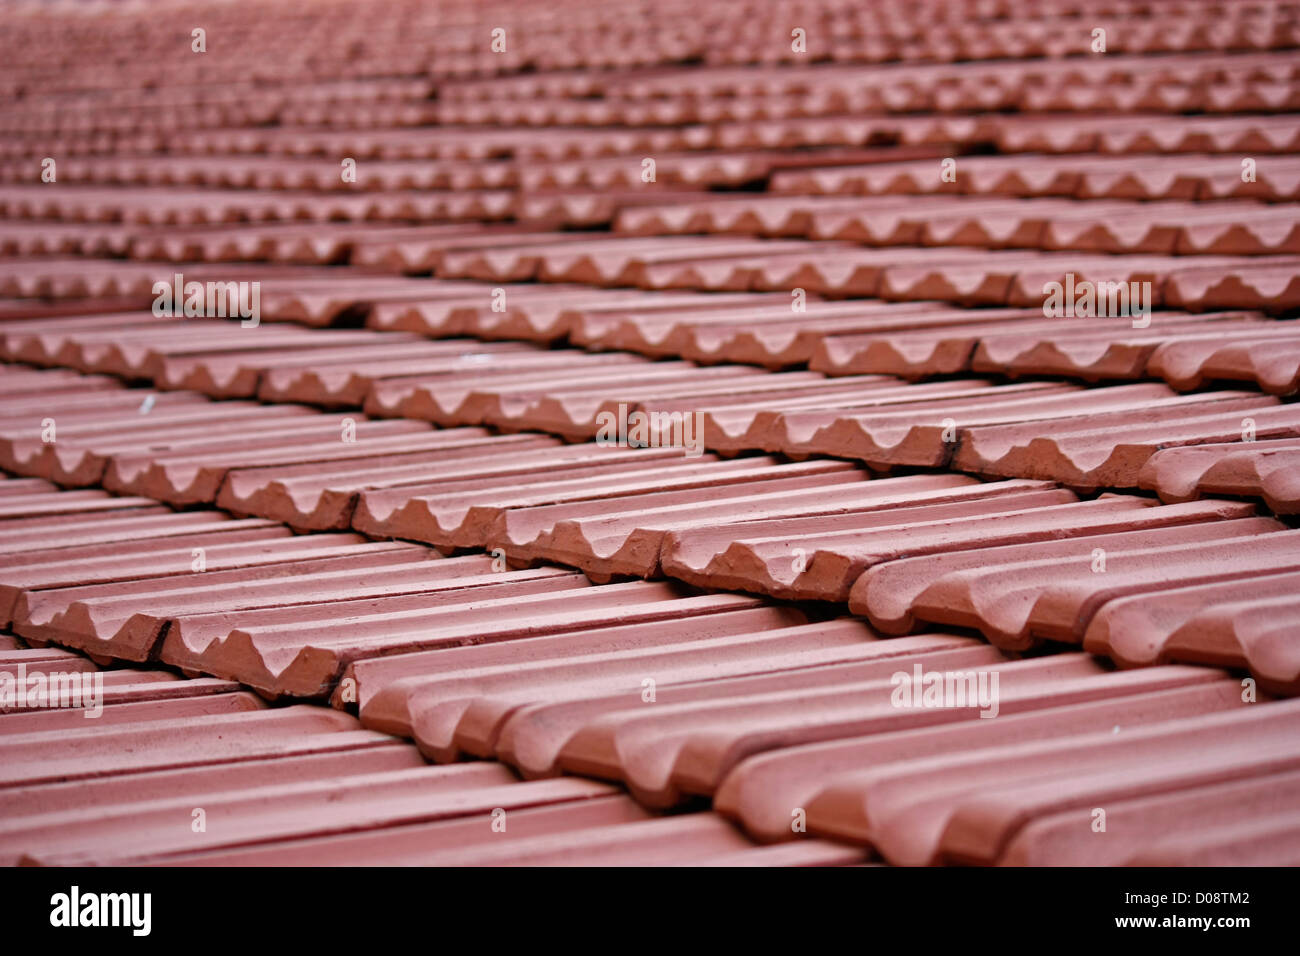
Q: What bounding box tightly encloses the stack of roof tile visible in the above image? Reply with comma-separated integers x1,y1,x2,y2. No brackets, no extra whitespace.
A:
1,0,1298,867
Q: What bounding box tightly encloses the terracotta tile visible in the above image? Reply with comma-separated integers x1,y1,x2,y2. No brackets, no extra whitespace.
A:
1002,771,1300,866
405,631,986,776
349,446,697,543
343,600,802,727
661,490,1247,603
851,506,1273,636
1138,438,1300,512
1165,260,1300,313
0,704,395,788
13,545,440,658
970,313,1275,384
97,417,438,504
553,654,1220,807
715,677,1247,843
214,433,558,530
353,454,825,550
154,794,653,866
766,381,1175,469
1083,568,1300,690
1146,323,1300,393
0,531,398,634
0,743,424,826
811,308,1109,379
163,339,529,401
0,510,278,561
870,521,1300,653
10,748,613,865
361,355,655,425
804,698,1300,864
953,392,1297,488
7,0,1300,869
368,285,670,342
606,301,983,368
490,460,879,578
159,579,754,698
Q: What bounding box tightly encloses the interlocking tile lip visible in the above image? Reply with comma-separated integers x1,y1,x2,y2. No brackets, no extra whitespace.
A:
9,4,1300,871
994,114,1300,156
342,598,800,727
345,443,672,529
0,185,518,230
213,433,557,531
94,411,327,494
65,324,406,380
520,188,722,228
864,520,1300,653
489,632,993,785
574,301,850,360
714,675,1248,846
366,356,658,426
488,461,868,578
535,291,795,346
805,697,1300,865
634,376,893,454
349,224,560,273
157,338,498,400
1138,438,1300,513
760,380,1089,467
968,312,1274,384
614,192,1300,258
550,652,1167,808
530,236,835,290
98,416,436,504
349,454,822,552
44,408,338,489
804,306,1042,377
771,153,1300,202
848,499,1265,630
662,485,1154,602
160,578,740,699
1083,570,1300,693
953,391,1298,489
1145,323,1300,393
12,545,431,660
3,319,168,366
0,531,404,640
365,283,656,341
1164,261,1300,313
2,400,323,486
812,311,1264,384
433,233,629,281
609,301,987,368
250,341,539,406
477,365,783,439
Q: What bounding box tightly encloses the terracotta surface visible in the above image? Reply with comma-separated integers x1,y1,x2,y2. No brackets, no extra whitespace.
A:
1139,438,1300,512
5,650,831,867
4,0,1300,867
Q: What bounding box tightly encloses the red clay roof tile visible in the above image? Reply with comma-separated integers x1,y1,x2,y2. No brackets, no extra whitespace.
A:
5,0,1300,871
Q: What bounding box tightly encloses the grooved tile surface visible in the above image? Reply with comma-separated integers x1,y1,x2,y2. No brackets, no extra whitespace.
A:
4,0,1300,869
